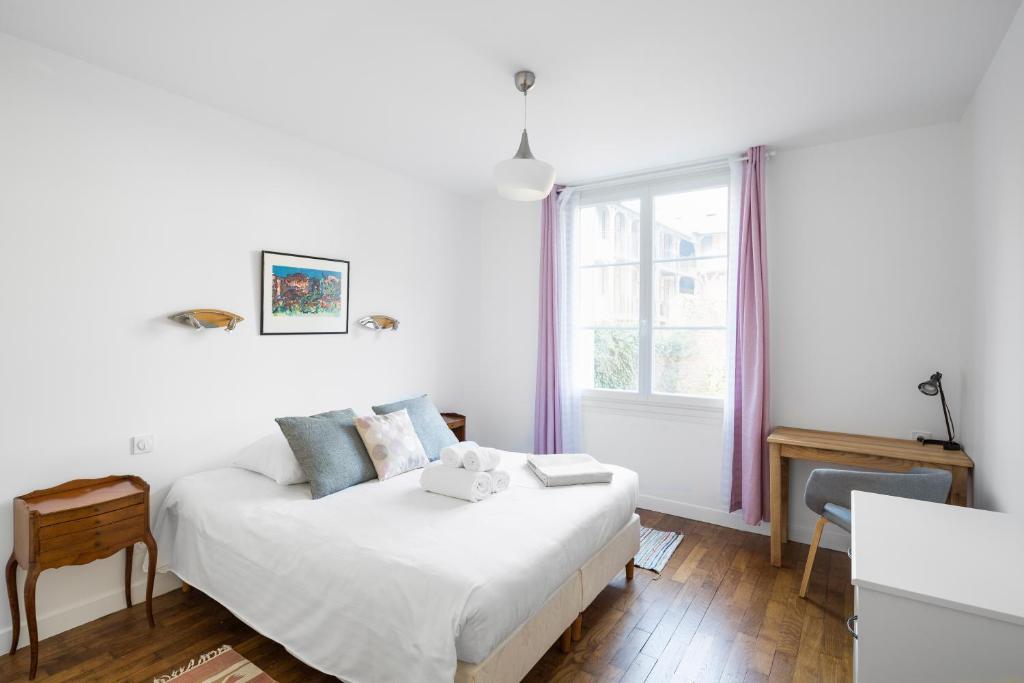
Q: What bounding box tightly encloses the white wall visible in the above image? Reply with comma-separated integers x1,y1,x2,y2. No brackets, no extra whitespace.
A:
961,6,1024,514
0,33,478,643
475,122,967,551
770,123,967,544
472,200,540,452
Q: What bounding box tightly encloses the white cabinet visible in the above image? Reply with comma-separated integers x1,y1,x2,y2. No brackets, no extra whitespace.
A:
850,492,1024,683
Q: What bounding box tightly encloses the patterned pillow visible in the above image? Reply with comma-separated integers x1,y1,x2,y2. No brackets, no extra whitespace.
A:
354,409,429,480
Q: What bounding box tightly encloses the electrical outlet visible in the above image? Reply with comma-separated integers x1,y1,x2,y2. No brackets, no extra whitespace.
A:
131,434,155,455
911,430,932,442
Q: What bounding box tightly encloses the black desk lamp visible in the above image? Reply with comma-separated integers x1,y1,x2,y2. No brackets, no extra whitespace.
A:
917,371,961,450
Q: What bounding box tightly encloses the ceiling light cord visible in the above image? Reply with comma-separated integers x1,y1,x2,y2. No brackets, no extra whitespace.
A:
522,90,528,131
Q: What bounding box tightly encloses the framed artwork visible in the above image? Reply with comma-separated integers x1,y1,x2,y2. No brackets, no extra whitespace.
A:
261,250,350,335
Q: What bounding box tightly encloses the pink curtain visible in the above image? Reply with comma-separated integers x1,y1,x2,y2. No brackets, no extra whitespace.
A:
726,147,771,524
534,186,564,453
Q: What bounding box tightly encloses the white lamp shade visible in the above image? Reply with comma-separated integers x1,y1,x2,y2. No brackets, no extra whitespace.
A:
494,157,556,201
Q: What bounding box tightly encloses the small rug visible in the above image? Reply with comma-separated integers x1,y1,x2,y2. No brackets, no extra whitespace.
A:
634,526,684,573
154,645,277,683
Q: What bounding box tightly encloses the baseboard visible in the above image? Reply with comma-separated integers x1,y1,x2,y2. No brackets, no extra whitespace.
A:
638,494,851,553
1,572,181,649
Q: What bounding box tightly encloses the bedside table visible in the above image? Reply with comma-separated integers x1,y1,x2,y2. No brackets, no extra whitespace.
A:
5,475,157,680
441,412,466,441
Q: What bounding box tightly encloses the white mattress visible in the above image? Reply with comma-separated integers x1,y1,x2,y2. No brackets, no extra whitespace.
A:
153,450,638,683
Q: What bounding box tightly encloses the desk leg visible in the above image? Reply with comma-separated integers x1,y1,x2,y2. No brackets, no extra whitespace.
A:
949,466,969,507
25,567,39,680
780,456,789,544
5,552,17,656
770,443,783,567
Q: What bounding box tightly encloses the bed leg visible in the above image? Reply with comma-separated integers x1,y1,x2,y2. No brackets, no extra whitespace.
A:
559,626,572,654
625,559,635,581
181,582,190,593
572,614,582,642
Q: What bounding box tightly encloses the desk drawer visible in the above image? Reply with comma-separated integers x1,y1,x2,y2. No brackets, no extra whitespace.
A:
38,515,145,565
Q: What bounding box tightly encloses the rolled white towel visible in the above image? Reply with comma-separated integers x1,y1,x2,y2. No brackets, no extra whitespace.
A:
489,469,510,493
464,447,501,472
440,441,479,468
420,463,493,502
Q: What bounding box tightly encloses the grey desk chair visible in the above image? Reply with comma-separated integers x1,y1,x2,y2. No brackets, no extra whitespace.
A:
799,467,952,598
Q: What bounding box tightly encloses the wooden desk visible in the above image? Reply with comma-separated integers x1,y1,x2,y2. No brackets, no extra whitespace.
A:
765,427,973,567
6,476,157,679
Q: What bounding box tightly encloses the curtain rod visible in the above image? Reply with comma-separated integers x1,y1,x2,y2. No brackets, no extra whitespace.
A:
564,150,776,193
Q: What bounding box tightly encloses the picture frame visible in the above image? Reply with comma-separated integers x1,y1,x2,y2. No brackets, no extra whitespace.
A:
260,250,350,335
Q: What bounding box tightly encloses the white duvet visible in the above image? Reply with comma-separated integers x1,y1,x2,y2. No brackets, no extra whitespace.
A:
153,450,638,683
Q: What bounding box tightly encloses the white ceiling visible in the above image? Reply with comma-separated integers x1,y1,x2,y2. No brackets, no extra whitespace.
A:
0,0,1019,197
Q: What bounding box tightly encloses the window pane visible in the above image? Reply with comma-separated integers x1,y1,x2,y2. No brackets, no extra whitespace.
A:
653,329,726,397
653,258,727,327
579,265,639,326
579,199,641,265
580,328,639,391
654,186,728,260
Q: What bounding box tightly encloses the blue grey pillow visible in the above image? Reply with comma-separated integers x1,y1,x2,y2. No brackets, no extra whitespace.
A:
275,409,377,499
371,395,456,461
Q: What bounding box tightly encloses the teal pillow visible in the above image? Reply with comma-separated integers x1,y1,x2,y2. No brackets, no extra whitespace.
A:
372,395,456,461
275,409,377,499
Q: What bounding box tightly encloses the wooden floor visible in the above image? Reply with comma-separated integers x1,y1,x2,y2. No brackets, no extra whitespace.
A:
0,510,852,682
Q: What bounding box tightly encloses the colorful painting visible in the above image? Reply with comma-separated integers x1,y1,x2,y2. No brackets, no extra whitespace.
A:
271,265,342,317
261,251,349,335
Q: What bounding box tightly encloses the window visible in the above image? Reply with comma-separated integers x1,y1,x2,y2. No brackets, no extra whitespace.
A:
575,171,730,401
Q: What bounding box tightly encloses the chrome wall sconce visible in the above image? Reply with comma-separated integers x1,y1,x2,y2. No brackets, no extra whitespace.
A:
172,309,244,331
357,314,399,331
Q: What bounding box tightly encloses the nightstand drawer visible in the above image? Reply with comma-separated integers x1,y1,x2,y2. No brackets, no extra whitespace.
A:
38,492,146,526
38,514,145,565
39,503,146,540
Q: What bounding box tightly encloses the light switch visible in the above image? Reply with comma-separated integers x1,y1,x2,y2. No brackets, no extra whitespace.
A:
132,434,155,455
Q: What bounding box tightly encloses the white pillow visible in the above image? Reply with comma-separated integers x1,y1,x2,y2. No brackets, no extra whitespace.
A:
233,432,308,485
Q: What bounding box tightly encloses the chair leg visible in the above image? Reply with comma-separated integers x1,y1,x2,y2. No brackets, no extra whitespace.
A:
799,517,827,598
625,559,635,581
572,614,582,641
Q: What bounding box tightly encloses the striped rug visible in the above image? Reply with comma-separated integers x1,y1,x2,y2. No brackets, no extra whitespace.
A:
154,645,277,682
634,526,684,573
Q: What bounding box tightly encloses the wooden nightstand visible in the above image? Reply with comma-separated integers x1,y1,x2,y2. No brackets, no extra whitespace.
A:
441,412,466,441
5,475,157,680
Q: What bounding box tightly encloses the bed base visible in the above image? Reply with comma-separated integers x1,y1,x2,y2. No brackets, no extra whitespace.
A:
176,515,640,683
454,513,641,683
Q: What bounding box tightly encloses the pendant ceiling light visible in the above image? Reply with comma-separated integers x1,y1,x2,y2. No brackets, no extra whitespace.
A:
494,70,556,201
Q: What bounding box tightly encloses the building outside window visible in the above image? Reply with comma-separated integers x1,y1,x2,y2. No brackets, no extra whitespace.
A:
575,170,730,400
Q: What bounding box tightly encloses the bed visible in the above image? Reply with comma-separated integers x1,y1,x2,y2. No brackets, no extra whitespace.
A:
153,450,640,683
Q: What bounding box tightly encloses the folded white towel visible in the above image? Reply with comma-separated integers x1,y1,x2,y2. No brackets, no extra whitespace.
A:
420,462,493,502
526,453,613,486
489,469,510,493
439,441,479,468
464,447,501,472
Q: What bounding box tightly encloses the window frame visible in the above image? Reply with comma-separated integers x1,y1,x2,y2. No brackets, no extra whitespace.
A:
575,169,731,411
